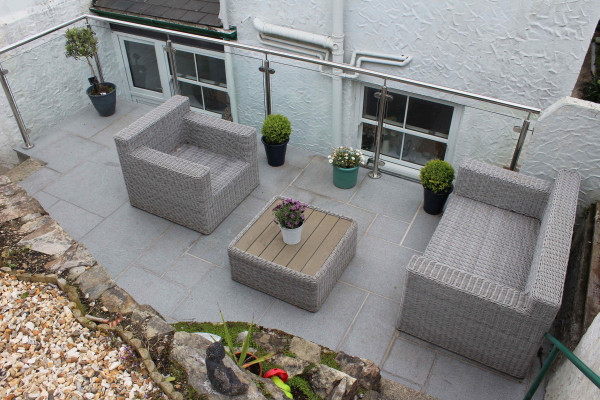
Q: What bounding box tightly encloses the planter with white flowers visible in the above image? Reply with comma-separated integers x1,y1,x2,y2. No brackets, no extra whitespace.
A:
328,146,364,189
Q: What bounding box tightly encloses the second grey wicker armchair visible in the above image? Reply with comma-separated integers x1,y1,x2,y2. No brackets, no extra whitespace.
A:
397,159,580,378
115,96,259,234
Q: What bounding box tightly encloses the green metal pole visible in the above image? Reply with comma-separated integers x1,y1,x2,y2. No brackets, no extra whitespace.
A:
524,333,600,400
523,345,559,400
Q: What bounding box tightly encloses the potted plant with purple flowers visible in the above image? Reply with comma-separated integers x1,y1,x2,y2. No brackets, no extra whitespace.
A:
273,198,308,245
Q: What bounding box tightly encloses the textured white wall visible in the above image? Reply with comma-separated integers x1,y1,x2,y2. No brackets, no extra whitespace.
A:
226,0,600,164
544,312,600,400
0,1,129,169
521,97,600,213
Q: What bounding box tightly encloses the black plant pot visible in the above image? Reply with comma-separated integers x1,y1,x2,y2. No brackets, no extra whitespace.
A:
261,136,288,167
423,186,453,215
87,82,117,117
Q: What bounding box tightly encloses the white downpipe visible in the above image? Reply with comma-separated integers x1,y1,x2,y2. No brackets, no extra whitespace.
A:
219,0,238,122
331,0,344,147
253,18,334,50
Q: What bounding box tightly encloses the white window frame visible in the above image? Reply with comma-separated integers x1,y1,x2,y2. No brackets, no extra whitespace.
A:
112,30,235,119
358,84,462,178
167,42,230,118
114,33,171,104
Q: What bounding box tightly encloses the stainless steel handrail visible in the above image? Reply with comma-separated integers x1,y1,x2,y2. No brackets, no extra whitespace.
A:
0,13,541,115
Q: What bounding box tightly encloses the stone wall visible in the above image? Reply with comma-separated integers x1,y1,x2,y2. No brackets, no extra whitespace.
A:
520,97,600,215
544,312,600,400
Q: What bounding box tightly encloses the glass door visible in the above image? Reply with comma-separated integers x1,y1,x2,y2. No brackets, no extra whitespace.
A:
117,35,171,104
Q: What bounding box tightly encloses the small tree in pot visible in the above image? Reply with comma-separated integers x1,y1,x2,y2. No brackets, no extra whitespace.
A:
65,26,117,117
261,114,291,167
420,159,455,215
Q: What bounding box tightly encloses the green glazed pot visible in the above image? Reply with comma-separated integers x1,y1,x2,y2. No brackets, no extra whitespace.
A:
332,165,359,189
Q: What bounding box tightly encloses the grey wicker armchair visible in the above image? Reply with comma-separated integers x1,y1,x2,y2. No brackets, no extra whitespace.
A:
397,159,580,378
114,96,259,234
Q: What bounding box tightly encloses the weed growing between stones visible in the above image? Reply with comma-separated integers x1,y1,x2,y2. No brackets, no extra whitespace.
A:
320,351,342,371
0,219,52,273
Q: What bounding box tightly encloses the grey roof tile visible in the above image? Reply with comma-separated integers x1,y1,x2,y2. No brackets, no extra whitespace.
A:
178,10,207,24
199,13,220,26
161,8,188,21
201,2,219,14
94,0,222,27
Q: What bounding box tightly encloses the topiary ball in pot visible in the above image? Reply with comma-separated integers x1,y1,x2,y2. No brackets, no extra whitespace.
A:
261,114,292,166
420,159,455,215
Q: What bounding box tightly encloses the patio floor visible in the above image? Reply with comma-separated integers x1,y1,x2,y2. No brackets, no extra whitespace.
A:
15,100,545,400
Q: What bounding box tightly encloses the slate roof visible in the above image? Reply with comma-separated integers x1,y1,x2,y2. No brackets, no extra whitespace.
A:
92,0,222,28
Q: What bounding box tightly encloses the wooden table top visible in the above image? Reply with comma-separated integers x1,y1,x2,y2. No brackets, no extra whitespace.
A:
234,200,352,276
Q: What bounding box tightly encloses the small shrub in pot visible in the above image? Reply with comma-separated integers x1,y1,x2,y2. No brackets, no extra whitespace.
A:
261,114,292,166
420,159,455,215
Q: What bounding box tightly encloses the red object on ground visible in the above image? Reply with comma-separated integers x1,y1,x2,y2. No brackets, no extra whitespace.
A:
263,368,289,383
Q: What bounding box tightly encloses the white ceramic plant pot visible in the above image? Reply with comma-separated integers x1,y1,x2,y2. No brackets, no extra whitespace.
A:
280,225,303,245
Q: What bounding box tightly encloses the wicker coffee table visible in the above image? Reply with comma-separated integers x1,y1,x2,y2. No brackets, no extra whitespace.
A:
228,197,358,312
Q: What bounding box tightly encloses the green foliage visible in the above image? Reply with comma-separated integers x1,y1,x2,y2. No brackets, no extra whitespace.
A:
320,351,341,371
169,360,208,400
65,27,98,61
582,74,600,103
288,376,321,400
283,350,296,358
273,198,307,229
420,159,455,194
262,114,292,145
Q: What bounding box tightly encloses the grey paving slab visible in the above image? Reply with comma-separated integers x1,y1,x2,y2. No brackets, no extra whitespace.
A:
163,254,214,288
26,134,106,173
90,115,137,148
258,283,368,350
58,101,136,138
136,225,202,275
351,175,422,223
282,186,376,240
116,265,189,317
170,266,274,323
339,294,399,365
16,167,61,195
401,207,442,252
44,161,128,217
382,338,437,386
88,146,121,166
187,195,266,267
380,371,423,392
368,215,410,244
283,145,318,169
251,160,303,201
341,235,418,301
33,191,59,210
425,354,527,400
126,102,155,118
80,203,172,277
292,157,368,202
47,200,104,241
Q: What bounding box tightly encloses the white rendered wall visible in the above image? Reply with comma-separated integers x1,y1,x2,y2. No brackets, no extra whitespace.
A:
0,1,128,169
225,0,600,165
544,312,600,400
521,97,600,214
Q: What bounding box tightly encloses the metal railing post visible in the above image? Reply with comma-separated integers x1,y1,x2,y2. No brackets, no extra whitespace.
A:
369,82,392,179
509,112,531,171
259,57,275,117
0,64,34,149
165,39,179,95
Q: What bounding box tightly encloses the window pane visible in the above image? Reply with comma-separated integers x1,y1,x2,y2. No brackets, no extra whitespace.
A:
401,135,447,166
361,123,377,152
203,87,230,114
124,40,162,93
381,127,403,159
196,54,227,87
175,50,197,80
179,81,204,109
384,92,407,127
362,87,379,120
405,98,454,138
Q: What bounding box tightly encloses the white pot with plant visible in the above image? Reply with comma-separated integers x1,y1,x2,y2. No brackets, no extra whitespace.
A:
272,198,308,245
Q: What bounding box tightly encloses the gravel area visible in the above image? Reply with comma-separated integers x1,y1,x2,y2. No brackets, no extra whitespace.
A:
0,273,167,400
